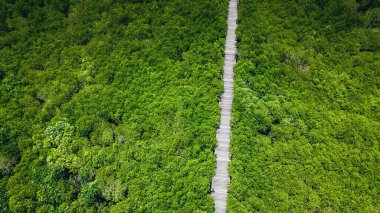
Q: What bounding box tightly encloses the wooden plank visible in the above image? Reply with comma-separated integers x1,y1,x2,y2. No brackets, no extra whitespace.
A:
211,0,238,212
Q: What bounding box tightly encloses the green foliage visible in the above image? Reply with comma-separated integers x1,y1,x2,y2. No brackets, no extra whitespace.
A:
229,0,380,212
80,181,102,206
0,178,10,212
0,0,228,211
3,0,377,211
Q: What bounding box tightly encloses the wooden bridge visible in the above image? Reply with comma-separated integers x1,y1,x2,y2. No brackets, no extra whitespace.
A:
211,0,238,212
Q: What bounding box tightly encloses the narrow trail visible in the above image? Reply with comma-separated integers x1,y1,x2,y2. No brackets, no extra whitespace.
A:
211,0,237,212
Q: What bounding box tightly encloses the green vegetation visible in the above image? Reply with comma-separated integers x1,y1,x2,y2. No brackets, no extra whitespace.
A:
2,0,379,212
229,0,380,212
0,0,228,211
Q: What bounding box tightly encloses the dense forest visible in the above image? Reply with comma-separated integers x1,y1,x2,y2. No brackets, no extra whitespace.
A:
0,0,228,211
1,0,379,212
229,0,379,212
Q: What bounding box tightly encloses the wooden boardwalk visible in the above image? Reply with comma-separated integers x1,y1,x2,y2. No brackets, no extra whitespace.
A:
211,0,237,212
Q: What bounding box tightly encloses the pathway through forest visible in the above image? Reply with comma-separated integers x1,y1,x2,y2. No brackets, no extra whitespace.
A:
211,0,237,212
